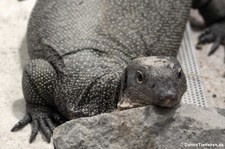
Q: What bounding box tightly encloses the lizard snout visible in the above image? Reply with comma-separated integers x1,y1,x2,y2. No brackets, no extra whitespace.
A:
157,90,178,107
160,91,176,101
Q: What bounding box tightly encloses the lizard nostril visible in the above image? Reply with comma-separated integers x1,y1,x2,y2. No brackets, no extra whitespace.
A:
151,84,155,88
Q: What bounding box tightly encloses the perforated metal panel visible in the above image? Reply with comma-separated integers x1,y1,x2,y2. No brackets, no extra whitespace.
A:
178,24,207,107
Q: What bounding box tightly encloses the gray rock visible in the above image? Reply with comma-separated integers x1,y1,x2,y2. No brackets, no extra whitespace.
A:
53,104,225,149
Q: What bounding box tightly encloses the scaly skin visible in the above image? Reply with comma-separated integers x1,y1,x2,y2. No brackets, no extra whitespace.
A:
12,0,190,143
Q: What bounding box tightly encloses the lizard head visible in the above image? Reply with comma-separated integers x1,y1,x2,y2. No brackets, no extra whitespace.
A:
118,56,187,110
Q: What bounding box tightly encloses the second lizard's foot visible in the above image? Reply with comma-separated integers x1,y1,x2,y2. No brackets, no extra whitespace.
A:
196,21,225,61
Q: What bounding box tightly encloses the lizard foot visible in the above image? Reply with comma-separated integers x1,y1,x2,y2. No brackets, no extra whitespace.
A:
11,104,66,143
196,21,225,62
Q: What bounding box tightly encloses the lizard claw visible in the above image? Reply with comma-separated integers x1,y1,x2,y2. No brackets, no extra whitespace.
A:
29,119,39,143
11,113,31,132
29,114,55,143
38,118,53,143
208,38,221,56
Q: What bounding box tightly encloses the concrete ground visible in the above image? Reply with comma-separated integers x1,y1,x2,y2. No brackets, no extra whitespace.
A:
0,0,53,148
193,32,225,108
0,0,224,148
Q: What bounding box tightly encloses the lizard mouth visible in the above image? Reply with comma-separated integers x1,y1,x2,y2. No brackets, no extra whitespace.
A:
118,86,179,110
158,99,174,108
117,87,155,111
155,98,180,108
117,98,179,111
117,98,143,111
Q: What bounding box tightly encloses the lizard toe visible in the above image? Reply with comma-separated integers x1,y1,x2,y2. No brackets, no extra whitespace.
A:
39,118,53,143
28,112,55,143
11,113,31,132
29,119,39,143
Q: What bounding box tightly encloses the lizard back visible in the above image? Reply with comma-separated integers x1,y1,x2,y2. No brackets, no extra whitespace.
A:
27,0,191,61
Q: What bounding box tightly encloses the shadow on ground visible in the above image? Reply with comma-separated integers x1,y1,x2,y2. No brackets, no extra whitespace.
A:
18,36,29,70
12,36,28,119
12,98,26,119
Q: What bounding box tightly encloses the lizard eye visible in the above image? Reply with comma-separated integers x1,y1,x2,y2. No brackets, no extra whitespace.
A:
178,68,182,79
136,70,145,84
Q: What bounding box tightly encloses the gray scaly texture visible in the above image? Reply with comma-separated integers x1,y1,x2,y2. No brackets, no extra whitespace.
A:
11,0,191,143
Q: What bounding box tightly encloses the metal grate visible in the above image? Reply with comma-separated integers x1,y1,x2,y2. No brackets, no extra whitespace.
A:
177,23,207,107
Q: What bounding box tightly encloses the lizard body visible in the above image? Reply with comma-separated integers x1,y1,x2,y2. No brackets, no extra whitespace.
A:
12,0,190,143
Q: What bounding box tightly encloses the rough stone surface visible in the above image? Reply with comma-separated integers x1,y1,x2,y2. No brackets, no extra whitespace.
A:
53,104,225,149
0,0,53,148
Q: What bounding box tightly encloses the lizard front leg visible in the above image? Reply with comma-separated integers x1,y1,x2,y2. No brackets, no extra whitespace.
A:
11,59,67,143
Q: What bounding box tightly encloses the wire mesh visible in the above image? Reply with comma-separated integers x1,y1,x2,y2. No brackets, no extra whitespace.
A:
178,24,207,107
